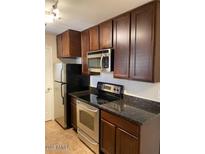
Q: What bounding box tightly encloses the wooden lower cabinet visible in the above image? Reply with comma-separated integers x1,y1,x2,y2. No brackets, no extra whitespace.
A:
101,119,116,154
116,128,139,154
100,110,159,154
71,97,77,131
100,110,139,154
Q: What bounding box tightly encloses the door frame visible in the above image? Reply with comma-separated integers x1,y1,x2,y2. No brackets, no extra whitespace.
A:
45,46,54,121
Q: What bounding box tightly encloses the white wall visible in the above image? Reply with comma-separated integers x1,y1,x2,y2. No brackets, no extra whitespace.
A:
90,72,160,102
45,32,60,64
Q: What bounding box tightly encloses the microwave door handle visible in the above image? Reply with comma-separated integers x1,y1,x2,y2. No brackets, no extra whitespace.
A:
100,55,104,70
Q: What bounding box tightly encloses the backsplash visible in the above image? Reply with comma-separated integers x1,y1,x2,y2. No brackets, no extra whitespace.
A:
90,72,160,102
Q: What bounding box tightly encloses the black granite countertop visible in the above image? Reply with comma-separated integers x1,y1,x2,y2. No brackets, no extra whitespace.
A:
69,88,102,108
69,89,160,125
99,95,160,125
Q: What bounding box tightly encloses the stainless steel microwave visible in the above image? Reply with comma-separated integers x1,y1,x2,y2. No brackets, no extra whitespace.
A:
87,49,114,73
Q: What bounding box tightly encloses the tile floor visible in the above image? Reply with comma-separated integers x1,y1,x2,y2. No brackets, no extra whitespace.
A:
45,120,94,154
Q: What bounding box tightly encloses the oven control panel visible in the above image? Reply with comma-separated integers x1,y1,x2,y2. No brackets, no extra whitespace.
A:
97,82,123,95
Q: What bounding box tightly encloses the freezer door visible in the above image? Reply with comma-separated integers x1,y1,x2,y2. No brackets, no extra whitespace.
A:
54,63,63,82
62,63,67,83
54,82,67,128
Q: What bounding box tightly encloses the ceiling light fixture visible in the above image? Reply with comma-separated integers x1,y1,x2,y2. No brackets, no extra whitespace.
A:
45,0,61,25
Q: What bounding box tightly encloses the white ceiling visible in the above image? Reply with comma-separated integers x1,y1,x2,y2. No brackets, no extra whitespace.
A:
45,0,153,35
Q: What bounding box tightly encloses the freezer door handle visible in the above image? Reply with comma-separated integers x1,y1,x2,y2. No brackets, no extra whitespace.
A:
61,67,63,83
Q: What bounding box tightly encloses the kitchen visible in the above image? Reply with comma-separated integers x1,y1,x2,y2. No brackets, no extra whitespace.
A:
45,0,160,154
1,0,204,154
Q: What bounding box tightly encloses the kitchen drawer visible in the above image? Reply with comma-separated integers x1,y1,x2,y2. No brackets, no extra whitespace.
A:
101,110,139,137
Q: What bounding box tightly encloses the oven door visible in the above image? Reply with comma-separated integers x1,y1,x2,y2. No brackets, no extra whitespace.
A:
77,100,99,142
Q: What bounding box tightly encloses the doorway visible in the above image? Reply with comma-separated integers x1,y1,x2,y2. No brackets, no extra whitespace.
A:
45,46,54,121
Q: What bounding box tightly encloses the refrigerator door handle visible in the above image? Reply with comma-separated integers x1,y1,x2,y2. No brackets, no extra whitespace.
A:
61,84,64,104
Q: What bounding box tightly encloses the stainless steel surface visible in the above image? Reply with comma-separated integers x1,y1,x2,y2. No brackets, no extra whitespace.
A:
54,63,67,83
61,84,66,100
62,63,67,83
88,68,101,73
78,128,99,154
54,63,68,128
100,55,103,71
76,82,123,153
87,49,112,73
54,63,63,82
54,63,88,129
87,53,102,58
54,82,66,128
101,83,122,94
77,100,99,142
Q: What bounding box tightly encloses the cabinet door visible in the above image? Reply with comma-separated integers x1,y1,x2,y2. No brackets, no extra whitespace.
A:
113,13,130,78
89,26,99,51
81,30,90,75
61,31,70,57
71,97,77,130
56,34,62,58
130,3,156,81
101,119,116,154
99,20,113,49
69,30,81,57
116,128,139,154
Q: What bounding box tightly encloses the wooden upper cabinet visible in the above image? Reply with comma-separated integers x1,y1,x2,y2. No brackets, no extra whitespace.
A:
89,26,99,51
56,34,62,58
116,128,139,154
113,13,131,79
99,20,113,49
56,30,81,58
81,30,90,75
61,31,69,57
130,1,160,82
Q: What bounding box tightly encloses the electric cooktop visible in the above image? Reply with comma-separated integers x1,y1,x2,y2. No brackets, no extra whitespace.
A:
78,82,124,106
79,93,119,105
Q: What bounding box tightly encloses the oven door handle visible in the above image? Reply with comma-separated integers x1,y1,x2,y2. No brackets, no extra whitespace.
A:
78,129,98,145
79,104,98,113
84,107,98,113
77,101,99,113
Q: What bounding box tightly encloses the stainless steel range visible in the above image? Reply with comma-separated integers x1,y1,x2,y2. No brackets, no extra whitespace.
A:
76,82,123,154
